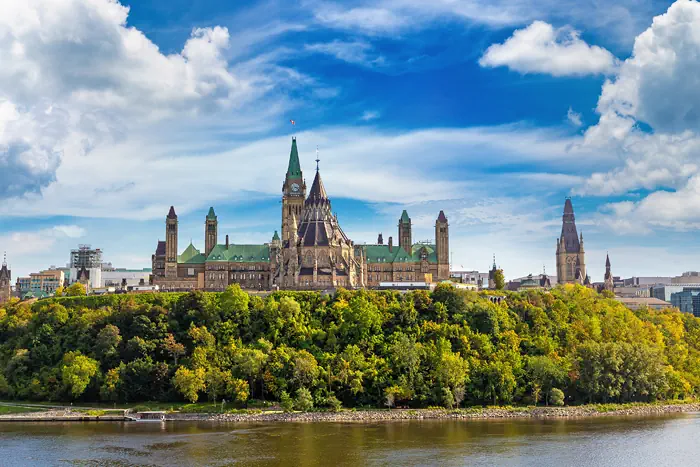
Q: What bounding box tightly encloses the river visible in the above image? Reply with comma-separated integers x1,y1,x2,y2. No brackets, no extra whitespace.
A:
1,413,699,466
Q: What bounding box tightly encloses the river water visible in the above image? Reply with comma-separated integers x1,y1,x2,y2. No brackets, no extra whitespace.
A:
1,413,699,466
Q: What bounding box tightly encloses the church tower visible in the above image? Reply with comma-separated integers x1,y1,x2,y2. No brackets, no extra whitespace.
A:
398,210,412,253
281,137,306,245
205,207,218,256
603,253,614,292
488,255,497,289
0,252,11,304
556,198,586,284
165,206,178,278
435,210,449,280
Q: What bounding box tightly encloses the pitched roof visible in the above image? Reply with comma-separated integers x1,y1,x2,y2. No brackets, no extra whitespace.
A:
206,244,270,262
178,243,206,264
155,241,166,256
437,210,448,223
400,210,410,224
363,243,437,264
206,207,216,220
167,206,177,219
286,138,302,179
272,230,280,241
306,170,328,206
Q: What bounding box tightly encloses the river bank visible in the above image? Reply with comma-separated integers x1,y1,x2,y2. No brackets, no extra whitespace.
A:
1,402,698,423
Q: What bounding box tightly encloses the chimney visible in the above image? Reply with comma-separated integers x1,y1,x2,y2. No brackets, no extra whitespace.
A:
388,236,393,252
378,233,384,245
225,235,229,248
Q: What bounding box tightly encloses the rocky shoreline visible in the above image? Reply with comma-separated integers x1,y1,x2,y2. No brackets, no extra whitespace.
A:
1,403,698,423
170,403,700,423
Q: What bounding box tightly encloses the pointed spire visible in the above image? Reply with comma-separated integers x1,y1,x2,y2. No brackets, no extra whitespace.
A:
315,146,320,172
437,210,448,223
564,197,574,214
606,253,611,268
272,230,280,241
492,254,497,270
167,206,177,219
2,251,5,266
287,137,302,178
400,210,410,224
306,170,329,205
206,207,216,220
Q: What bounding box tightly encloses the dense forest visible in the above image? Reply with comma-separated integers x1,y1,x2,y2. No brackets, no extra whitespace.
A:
0,284,698,409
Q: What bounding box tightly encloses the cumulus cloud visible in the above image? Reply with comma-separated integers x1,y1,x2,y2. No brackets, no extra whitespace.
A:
479,21,618,77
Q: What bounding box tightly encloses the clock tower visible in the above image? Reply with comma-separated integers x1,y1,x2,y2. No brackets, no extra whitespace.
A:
282,137,306,245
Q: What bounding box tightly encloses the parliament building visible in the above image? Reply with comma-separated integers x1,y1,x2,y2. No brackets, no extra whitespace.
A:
151,138,450,291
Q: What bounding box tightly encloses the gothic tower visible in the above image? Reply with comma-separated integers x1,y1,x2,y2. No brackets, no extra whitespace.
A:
556,198,586,284
165,206,178,278
0,252,11,304
281,137,306,246
603,253,614,292
435,210,449,280
205,207,218,256
398,210,412,253
488,254,497,289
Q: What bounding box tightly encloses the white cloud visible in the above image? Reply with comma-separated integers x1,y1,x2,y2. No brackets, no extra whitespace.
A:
479,21,618,77
567,107,583,127
1,225,86,258
360,110,380,121
304,40,385,67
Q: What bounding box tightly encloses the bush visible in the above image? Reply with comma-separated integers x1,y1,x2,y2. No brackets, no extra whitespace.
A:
280,391,294,412
550,388,565,406
294,387,314,411
326,395,342,412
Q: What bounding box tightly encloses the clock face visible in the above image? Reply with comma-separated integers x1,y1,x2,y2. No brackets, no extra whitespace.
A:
291,183,300,193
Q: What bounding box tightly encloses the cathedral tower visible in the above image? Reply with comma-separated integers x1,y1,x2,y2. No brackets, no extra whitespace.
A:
281,137,306,245
435,210,449,279
205,207,218,256
0,252,11,304
165,206,178,278
556,198,586,284
398,210,412,253
603,253,614,292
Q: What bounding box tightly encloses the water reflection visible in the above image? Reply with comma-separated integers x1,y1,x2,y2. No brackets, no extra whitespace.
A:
0,414,697,466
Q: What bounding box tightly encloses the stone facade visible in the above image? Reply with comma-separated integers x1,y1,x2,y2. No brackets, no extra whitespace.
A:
152,137,450,290
0,254,11,304
603,254,614,292
556,198,587,285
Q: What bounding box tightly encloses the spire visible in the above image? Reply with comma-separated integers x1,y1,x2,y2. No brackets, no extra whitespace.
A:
606,253,611,268
167,206,177,219
400,210,410,224
287,137,302,179
2,251,5,267
306,170,329,205
272,230,280,241
315,146,320,172
560,197,580,253
206,207,216,220
437,210,448,223
492,254,497,270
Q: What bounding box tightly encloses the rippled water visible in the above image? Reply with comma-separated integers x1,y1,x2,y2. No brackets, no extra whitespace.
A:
1,413,699,466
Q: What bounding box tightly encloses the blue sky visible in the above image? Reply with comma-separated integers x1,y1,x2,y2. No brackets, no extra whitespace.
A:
3,0,700,281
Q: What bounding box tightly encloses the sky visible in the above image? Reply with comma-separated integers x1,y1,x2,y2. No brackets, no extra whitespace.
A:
3,0,700,281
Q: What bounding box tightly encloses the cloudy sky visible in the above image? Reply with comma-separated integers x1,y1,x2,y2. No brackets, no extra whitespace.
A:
2,0,700,281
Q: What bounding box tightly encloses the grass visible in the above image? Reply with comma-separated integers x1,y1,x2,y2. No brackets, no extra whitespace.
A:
0,405,44,415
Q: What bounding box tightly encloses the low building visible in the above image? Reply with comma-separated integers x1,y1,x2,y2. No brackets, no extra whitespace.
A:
614,286,651,298
16,269,65,296
450,270,489,288
101,268,152,288
615,297,671,311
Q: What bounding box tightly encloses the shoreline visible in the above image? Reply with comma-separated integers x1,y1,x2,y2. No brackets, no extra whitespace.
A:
1,403,699,423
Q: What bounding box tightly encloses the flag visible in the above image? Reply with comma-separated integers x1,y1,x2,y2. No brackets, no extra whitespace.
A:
290,119,296,125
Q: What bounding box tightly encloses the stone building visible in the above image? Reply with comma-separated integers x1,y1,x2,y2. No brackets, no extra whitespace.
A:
603,254,614,292
151,137,450,290
0,253,10,304
556,198,586,285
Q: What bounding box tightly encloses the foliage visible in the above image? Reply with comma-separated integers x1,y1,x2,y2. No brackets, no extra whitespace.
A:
294,387,314,411
64,283,87,297
1,285,700,408
493,269,505,290
550,388,565,406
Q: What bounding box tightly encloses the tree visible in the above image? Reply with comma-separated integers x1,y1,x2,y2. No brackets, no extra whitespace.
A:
95,325,122,362
173,367,206,403
550,388,565,406
228,378,250,404
163,334,185,366
294,387,314,411
206,367,232,403
280,390,294,412
54,286,65,297
527,356,565,405
220,284,250,322
61,351,99,399
493,269,505,290
65,283,86,297
100,366,123,402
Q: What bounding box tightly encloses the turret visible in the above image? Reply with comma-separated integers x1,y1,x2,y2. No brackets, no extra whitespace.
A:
282,137,306,245
435,210,449,279
165,206,178,278
398,210,412,254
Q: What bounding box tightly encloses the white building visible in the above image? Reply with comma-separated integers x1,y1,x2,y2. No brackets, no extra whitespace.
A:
101,268,152,288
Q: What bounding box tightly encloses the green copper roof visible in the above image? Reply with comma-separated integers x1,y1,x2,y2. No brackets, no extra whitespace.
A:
272,230,280,241
178,243,206,264
400,210,410,224
206,244,271,262
206,207,216,220
362,243,437,264
286,138,302,178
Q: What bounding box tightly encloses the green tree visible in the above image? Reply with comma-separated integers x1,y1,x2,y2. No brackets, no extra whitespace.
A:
206,367,232,403
163,334,185,366
61,351,99,399
550,388,565,406
280,390,294,412
493,269,505,290
64,283,86,297
173,366,206,403
294,387,314,411
527,356,566,405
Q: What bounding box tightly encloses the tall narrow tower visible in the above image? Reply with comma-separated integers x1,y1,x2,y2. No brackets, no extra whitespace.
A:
556,198,586,284
0,252,11,304
165,206,178,278
205,207,218,256
435,211,449,280
398,210,412,253
281,137,306,245
603,253,614,292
